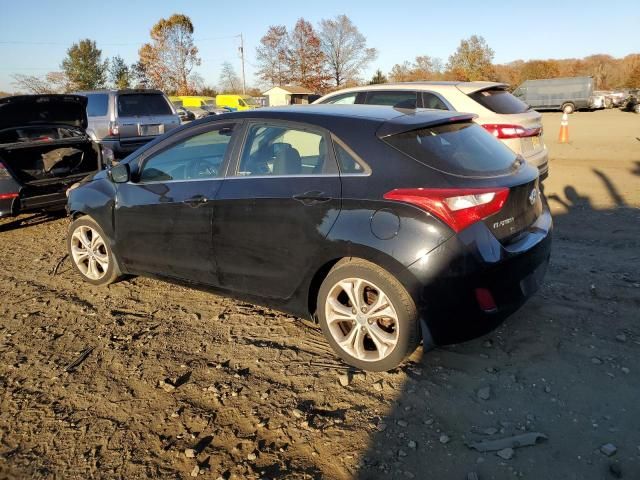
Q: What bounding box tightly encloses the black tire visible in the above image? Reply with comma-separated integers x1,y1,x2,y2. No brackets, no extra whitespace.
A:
67,215,122,286
317,258,420,372
634,104,640,114
561,103,575,114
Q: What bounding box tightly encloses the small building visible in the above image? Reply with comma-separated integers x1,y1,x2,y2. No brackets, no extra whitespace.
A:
263,85,314,107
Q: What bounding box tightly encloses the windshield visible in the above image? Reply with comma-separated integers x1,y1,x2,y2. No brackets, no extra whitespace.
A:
244,97,259,106
469,88,530,114
383,122,519,177
86,93,109,116
117,94,173,116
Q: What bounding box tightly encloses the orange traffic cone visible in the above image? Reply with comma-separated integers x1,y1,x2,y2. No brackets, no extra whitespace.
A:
558,112,569,143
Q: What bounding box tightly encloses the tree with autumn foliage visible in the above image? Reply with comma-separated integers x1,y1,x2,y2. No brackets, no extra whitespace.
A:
287,19,329,92
389,55,443,82
138,14,201,94
446,35,496,81
256,25,290,87
319,14,377,87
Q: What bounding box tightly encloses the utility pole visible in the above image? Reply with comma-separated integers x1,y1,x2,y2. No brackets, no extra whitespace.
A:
239,33,246,94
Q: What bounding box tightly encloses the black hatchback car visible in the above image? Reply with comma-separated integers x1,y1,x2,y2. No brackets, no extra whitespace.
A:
66,105,552,371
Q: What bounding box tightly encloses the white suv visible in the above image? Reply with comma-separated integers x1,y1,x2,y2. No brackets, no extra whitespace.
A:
314,82,549,179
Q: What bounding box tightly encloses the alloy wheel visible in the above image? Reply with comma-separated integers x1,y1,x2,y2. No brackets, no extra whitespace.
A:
70,225,109,280
325,278,400,362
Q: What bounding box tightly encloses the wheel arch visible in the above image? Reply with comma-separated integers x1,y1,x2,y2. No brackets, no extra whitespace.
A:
305,246,424,320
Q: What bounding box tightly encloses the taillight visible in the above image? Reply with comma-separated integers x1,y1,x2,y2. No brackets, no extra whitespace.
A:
108,121,119,136
383,187,509,233
0,161,11,178
482,124,541,139
0,192,19,200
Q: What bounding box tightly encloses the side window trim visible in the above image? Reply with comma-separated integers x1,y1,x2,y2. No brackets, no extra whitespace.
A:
228,119,340,178
135,121,239,183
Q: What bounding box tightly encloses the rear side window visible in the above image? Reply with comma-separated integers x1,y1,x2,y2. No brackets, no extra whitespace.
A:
469,89,530,114
421,92,448,110
322,93,358,105
237,124,330,176
117,94,173,116
334,142,367,174
86,93,108,116
365,91,416,109
383,122,519,177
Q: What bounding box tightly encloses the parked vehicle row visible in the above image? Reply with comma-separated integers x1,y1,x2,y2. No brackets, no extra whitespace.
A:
66,105,552,371
314,81,549,179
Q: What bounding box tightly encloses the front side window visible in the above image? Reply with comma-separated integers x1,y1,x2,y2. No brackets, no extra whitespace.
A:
365,91,416,108
140,125,234,182
323,93,357,105
237,124,329,176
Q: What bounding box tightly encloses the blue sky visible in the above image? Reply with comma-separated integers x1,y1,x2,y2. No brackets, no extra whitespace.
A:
1,0,638,92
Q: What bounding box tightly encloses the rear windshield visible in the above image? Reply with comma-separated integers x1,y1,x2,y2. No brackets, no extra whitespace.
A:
383,122,519,177
469,88,530,114
117,94,172,116
86,93,109,116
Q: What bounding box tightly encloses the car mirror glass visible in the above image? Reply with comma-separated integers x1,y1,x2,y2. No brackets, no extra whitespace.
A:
110,163,130,183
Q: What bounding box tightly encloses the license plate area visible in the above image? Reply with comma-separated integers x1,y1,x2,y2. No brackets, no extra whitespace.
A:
139,124,162,136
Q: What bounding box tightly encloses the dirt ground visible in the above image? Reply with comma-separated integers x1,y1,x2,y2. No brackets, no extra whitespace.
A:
1,108,639,480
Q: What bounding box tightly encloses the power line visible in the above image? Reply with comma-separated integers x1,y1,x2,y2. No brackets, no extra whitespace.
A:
0,34,242,47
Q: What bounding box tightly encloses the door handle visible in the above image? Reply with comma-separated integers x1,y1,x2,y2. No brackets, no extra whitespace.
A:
292,191,332,206
183,195,208,207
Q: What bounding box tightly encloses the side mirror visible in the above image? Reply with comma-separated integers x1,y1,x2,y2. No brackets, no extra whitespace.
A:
109,163,130,183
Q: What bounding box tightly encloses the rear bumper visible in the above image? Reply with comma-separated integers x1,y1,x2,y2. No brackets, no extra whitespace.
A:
0,191,67,218
407,205,552,345
524,147,549,180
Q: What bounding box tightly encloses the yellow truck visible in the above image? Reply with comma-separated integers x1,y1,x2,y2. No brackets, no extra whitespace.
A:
216,94,260,111
169,96,216,108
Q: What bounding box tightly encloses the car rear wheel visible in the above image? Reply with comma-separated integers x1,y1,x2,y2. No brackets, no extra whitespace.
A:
562,103,575,114
317,258,420,372
67,215,122,286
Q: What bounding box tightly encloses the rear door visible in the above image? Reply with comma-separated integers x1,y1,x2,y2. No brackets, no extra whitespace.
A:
116,93,180,145
213,120,341,299
115,121,238,284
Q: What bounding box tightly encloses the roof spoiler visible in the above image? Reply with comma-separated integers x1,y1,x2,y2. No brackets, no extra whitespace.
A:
376,111,477,138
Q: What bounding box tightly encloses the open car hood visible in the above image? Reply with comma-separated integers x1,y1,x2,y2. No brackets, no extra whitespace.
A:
0,94,88,131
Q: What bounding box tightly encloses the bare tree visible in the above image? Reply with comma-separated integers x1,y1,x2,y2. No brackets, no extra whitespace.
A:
11,71,71,94
256,25,290,87
319,14,377,87
219,62,240,93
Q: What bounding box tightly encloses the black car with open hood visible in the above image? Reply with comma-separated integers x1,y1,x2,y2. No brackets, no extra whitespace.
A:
0,94,103,218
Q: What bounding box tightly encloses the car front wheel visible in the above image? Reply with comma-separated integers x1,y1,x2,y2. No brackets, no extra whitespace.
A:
317,258,420,372
67,215,122,286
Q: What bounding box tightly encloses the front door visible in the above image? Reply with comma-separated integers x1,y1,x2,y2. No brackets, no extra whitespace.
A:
115,122,237,284
213,121,341,299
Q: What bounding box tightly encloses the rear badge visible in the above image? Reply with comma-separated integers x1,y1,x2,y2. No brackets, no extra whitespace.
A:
493,217,514,229
529,188,538,205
